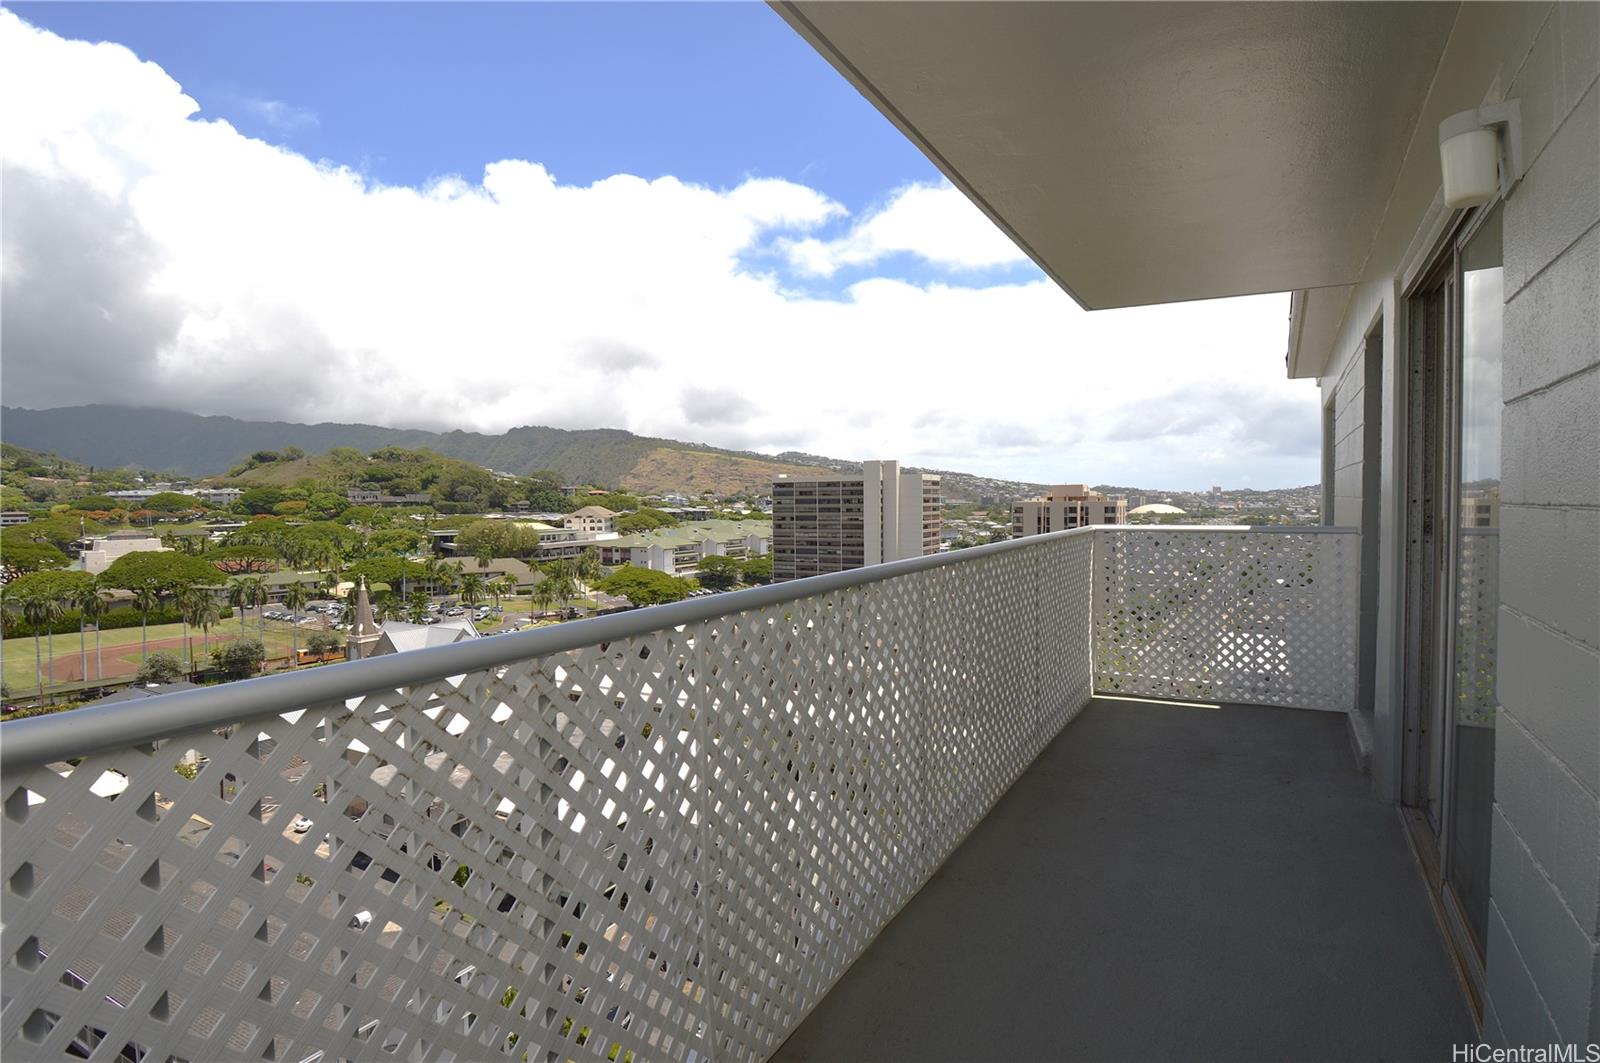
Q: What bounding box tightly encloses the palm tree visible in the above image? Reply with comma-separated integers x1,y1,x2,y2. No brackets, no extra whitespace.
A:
177,585,208,673
491,576,516,612
239,575,270,640
459,572,486,609
77,584,110,682
545,560,578,611
575,548,603,612
194,592,223,664
281,582,311,667
531,577,559,619
2,587,40,697
133,583,161,662
73,581,106,682
424,557,455,597
75,584,91,683
405,590,432,624
227,577,254,635
19,589,64,697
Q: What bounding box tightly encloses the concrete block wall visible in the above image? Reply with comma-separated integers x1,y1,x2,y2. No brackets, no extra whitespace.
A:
1483,1,1600,1047
1328,345,1366,529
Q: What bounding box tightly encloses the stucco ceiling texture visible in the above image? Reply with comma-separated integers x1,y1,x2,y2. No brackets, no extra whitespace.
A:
781,1,1458,309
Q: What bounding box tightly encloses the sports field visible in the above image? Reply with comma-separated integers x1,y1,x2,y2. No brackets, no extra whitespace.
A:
2,617,315,693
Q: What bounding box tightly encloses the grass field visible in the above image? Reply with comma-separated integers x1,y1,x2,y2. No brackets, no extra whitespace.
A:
1,598,605,697
2,616,324,693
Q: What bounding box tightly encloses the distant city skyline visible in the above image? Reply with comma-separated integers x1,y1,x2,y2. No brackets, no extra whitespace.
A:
1,5,1319,488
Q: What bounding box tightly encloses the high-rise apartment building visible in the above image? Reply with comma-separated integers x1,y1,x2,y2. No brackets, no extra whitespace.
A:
1011,484,1127,538
772,460,940,582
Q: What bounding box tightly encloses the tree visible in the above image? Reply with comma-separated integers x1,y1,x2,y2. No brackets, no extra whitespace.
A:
458,572,486,608
135,651,184,685
740,555,773,586
1,585,43,697
281,583,310,667
695,555,741,593
531,576,560,618
306,632,342,659
5,515,103,551
237,486,286,514
574,548,603,610
215,638,266,679
0,537,71,578
544,560,578,610
100,551,222,592
77,582,111,682
454,519,540,565
227,576,256,634
615,509,679,534
0,572,94,692
177,586,213,672
20,588,65,696
133,583,161,662
143,491,205,513
597,566,693,607
405,590,432,624
490,575,517,611
423,557,456,596
197,589,222,661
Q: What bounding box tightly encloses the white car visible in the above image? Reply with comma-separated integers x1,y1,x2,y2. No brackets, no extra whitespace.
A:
348,910,372,931
291,815,313,833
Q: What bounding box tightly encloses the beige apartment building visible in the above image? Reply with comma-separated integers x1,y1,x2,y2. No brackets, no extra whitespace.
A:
563,506,617,534
772,460,940,582
1011,484,1127,538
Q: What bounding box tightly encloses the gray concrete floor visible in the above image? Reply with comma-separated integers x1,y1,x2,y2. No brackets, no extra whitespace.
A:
774,699,1474,1063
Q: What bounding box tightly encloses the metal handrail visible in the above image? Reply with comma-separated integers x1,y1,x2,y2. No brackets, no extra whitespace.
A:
0,526,1094,770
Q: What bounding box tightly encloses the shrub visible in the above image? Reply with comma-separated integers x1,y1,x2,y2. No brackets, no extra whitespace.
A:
215,638,266,679
135,652,184,684
306,632,343,658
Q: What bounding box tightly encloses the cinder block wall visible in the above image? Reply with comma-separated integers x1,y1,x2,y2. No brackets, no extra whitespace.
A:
1328,347,1366,529
1485,1,1599,1047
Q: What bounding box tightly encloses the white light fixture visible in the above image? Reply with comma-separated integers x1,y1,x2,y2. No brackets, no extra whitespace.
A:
1438,100,1523,209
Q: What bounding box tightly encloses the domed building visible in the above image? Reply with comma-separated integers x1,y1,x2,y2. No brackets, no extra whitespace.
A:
1128,503,1186,516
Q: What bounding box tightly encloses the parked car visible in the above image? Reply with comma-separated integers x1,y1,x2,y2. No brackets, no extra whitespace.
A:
291,815,313,833
348,910,372,931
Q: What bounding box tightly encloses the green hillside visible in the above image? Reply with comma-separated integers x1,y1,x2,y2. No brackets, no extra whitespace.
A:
2,405,675,485
0,405,1048,500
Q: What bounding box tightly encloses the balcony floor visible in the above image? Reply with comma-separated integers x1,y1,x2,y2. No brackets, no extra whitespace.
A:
775,699,1474,1062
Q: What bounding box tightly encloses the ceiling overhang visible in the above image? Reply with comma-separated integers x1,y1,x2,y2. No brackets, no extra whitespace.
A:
775,1,1457,317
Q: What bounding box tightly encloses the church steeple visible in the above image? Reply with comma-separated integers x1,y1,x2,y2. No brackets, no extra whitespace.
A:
347,578,383,660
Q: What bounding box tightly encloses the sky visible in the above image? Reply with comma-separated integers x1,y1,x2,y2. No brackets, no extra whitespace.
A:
0,3,1319,488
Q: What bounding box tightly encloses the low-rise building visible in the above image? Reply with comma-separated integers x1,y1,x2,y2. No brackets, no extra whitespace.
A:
563,506,617,534
0,511,31,526
367,618,480,657
658,505,713,522
1011,485,1127,538
346,488,433,506
596,520,771,576
79,531,170,574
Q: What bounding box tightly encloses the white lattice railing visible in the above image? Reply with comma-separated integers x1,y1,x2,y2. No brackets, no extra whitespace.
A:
1092,527,1359,711
1,529,1098,1063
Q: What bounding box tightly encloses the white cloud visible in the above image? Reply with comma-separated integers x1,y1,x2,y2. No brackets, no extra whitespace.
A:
242,97,319,132
0,11,1319,488
782,181,1030,276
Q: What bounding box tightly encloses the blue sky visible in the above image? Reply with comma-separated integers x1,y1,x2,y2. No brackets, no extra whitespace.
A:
0,4,1316,487
11,4,935,222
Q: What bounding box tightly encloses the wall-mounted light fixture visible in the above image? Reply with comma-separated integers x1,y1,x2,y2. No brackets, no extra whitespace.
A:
1438,100,1523,209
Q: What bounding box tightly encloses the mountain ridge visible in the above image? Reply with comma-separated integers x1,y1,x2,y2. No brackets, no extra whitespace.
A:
0,405,1050,500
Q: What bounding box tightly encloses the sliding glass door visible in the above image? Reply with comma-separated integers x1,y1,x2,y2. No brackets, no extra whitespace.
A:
1402,202,1502,998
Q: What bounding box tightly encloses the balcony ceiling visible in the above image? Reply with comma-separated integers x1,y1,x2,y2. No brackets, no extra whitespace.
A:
775,1,1457,310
